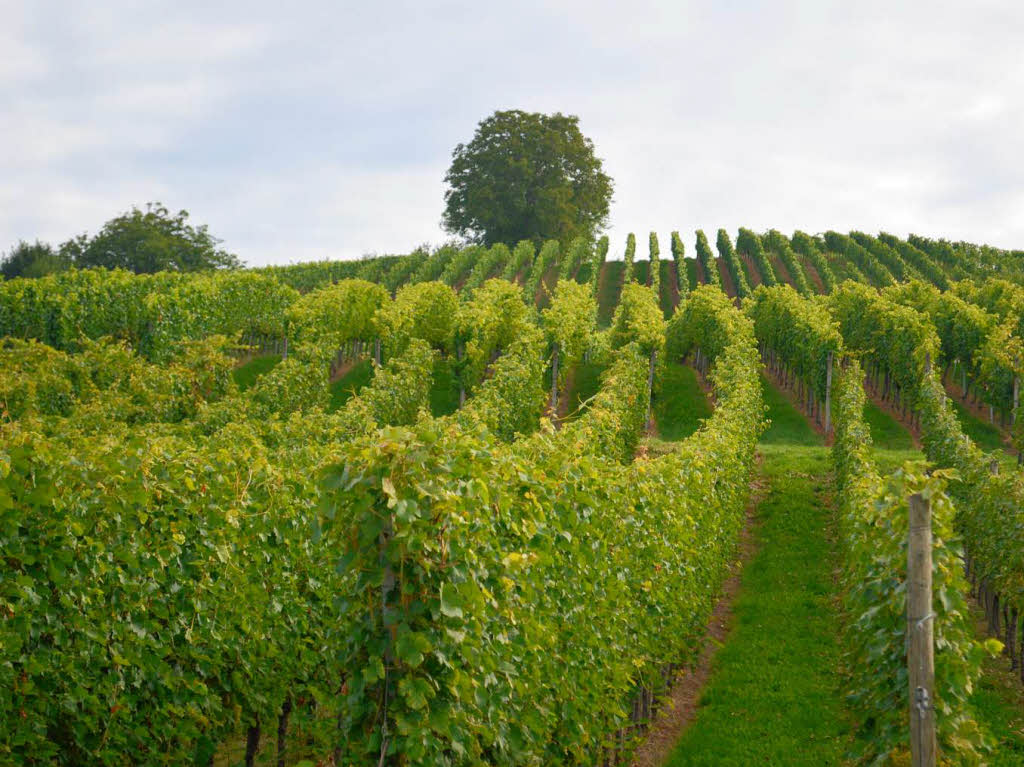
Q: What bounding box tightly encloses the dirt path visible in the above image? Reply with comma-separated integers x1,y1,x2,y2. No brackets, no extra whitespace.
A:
329,356,362,383
693,256,707,286
715,258,737,299
800,255,826,294
596,260,610,298
738,252,763,288
770,253,794,288
555,368,575,421
665,262,681,309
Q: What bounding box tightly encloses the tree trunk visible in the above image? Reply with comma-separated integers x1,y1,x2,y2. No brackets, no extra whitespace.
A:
550,344,559,413
277,697,292,767
245,724,260,767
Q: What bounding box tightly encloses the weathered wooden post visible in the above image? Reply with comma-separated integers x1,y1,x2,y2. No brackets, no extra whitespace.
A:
550,343,559,412
908,492,936,767
824,351,833,434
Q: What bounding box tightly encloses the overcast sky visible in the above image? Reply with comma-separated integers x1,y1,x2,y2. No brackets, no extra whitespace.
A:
3,1,1022,266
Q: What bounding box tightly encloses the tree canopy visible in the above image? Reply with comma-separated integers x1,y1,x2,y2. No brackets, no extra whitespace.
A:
60,203,240,273
442,110,613,247
0,240,71,280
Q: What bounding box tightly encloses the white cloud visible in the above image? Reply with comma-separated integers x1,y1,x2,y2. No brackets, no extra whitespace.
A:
1,0,1023,265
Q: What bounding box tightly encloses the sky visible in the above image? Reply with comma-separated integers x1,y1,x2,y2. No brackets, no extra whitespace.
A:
2,0,1022,266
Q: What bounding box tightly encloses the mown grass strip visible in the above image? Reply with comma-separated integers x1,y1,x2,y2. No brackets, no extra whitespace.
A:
654,362,711,442
758,373,822,446
863,400,915,451
327,358,374,411
232,354,282,390
663,444,850,766
568,360,605,418
428,356,460,417
951,399,1007,453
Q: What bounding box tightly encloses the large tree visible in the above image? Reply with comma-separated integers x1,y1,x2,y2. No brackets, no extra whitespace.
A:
61,202,240,273
0,240,70,280
442,110,613,247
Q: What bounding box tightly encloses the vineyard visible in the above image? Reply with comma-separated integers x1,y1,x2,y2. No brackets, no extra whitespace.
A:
5,229,1024,766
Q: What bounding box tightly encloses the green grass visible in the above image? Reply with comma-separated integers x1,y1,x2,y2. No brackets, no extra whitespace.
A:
232,354,281,390
666,381,847,763
863,400,915,451
654,363,711,441
968,604,1024,766
952,399,1008,453
597,261,624,327
738,254,759,288
328,359,374,412
429,356,461,417
758,374,822,446
664,445,850,766
663,374,1024,765
567,360,604,418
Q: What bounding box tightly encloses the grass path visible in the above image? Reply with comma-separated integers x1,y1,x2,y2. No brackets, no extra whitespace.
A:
328,358,374,411
660,373,1024,765
757,372,820,446
233,354,281,390
950,398,1009,453
654,363,711,441
969,601,1024,766
643,372,851,764
663,387,851,764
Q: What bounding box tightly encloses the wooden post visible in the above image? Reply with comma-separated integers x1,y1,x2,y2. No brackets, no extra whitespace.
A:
550,343,559,412
908,492,936,767
824,351,833,434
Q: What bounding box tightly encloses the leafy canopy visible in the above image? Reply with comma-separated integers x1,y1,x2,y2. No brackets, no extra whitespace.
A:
1,240,71,280
443,110,613,247
61,202,240,273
